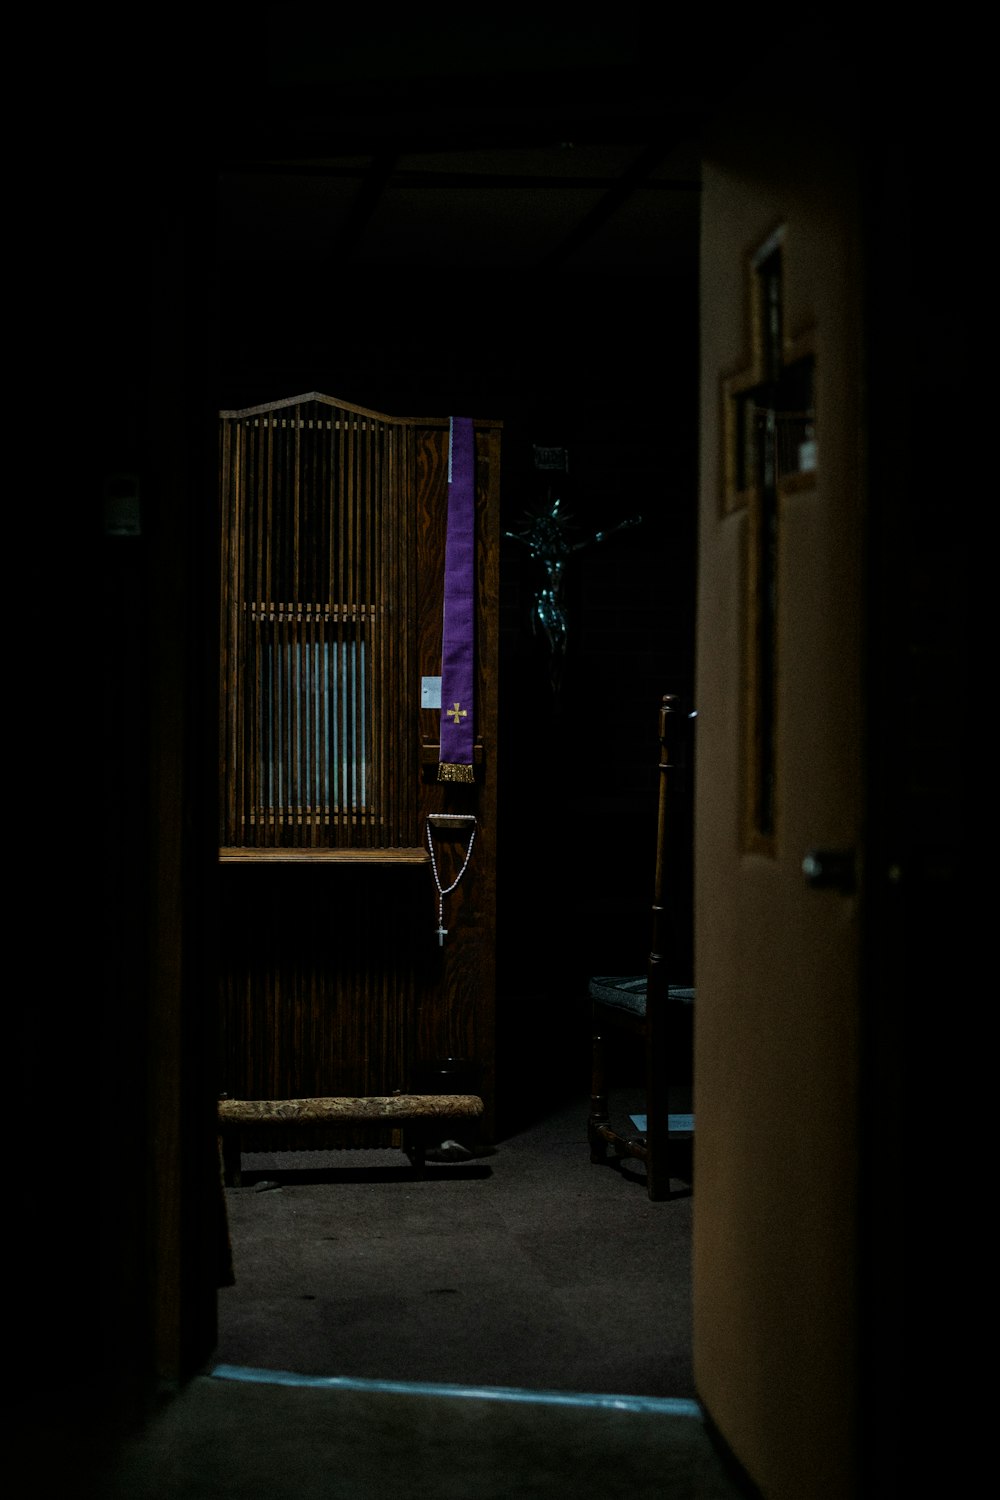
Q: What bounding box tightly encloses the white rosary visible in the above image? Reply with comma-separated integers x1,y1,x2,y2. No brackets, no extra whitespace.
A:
425,814,477,946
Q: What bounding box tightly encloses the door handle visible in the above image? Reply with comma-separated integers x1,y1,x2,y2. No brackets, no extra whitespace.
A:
802,849,856,893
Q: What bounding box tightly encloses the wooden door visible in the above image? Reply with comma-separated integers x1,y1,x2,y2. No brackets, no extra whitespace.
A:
693,113,865,1497
217,395,501,1137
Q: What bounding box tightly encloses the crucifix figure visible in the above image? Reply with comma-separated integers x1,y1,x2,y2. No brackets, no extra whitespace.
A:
504,496,641,697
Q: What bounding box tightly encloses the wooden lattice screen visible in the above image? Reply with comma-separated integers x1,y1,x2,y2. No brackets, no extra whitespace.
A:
219,393,420,851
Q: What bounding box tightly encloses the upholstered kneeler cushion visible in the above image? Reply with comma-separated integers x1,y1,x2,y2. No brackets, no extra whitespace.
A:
217,1094,486,1185
589,976,695,1017
218,1095,484,1128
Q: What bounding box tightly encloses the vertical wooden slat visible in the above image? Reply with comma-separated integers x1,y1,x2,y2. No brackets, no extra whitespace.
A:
220,418,236,845
342,412,354,844
381,425,393,837
356,417,366,844
258,419,271,844
245,422,257,843
399,422,415,847
306,603,316,845
332,420,344,846
367,419,379,847
293,418,302,845
358,417,370,845
392,419,405,845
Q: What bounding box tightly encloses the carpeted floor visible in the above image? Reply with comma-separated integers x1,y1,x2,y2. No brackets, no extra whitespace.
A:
16,1084,752,1499
215,1084,695,1399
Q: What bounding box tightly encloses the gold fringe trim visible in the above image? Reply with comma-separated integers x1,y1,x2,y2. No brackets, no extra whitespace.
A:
437,762,476,784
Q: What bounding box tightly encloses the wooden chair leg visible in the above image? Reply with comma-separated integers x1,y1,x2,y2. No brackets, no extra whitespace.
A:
645,984,670,1200
643,1128,672,1196
589,1020,610,1162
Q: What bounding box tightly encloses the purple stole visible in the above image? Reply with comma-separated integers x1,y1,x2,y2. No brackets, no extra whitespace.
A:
438,416,476,783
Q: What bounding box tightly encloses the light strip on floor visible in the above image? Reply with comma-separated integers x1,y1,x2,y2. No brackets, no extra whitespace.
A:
211,1364,703,1417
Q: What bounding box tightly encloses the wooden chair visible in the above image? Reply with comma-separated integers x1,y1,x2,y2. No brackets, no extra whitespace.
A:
587,693,695,1200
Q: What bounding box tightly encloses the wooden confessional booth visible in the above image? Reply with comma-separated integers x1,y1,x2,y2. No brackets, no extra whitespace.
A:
217,394,501,1164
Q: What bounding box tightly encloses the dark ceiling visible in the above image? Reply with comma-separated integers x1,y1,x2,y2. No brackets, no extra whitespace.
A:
208,21,846,282
75,19,874,439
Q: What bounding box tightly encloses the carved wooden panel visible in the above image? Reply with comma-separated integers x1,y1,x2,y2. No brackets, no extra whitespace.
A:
218,395,501,1137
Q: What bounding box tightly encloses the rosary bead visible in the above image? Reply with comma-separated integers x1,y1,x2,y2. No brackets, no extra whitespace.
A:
426,817,477,947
